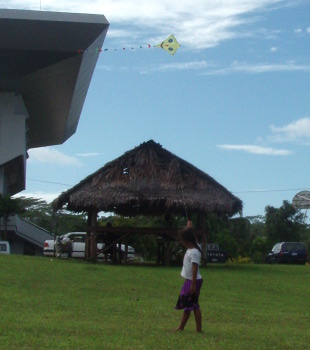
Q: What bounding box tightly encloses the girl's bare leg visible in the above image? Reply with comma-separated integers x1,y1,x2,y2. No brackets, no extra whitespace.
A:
193,308,202,332
175,310,191,331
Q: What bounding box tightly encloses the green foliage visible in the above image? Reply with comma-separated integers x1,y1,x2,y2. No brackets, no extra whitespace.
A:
265,200,307,248
206,214,254,259
229,217,252,256
52,211,87,235
250,237,269,263
8,197,309,264
205,203,308,263
0,194,24,218
0,194,24,240
229,256,252,264
18,196,54,230
14,197,87,235
214,228,239,258
1,256,310,350
251,251,266,264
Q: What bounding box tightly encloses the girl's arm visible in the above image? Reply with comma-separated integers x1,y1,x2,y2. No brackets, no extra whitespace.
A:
190,262,198,295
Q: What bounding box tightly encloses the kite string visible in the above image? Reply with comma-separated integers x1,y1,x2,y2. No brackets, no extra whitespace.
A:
177,161,188,220
77,44,154,53
77,34,180,55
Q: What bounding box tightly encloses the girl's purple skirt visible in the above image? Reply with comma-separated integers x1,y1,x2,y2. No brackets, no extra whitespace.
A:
175,279,203,311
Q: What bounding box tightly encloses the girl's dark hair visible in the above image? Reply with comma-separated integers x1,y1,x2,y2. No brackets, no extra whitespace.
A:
180,228,202,253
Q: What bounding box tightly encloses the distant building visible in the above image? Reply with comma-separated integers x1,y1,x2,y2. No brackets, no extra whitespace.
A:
0,215,54,256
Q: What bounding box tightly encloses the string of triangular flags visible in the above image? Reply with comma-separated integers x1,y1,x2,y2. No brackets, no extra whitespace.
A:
78,34,181,56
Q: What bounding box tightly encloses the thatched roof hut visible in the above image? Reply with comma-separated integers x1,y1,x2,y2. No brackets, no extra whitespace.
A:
53,140,242,217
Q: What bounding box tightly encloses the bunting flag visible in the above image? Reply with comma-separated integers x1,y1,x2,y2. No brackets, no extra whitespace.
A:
78,35,180,56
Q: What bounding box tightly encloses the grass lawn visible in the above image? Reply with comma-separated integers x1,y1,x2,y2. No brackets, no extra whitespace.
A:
0,255,309,350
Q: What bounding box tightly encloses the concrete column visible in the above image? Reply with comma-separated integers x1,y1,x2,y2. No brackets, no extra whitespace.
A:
0,93,28,195
0,167,5,194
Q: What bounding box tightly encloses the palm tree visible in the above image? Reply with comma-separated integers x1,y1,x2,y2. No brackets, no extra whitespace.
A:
0,194,24,240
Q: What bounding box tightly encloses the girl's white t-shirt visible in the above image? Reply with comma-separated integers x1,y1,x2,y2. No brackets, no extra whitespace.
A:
181,248,202,280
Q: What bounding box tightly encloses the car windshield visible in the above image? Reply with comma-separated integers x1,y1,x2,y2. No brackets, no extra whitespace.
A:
282,243,305,251
272,244,280,252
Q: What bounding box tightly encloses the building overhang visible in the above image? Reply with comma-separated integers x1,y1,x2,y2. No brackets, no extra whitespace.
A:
0,9,109,149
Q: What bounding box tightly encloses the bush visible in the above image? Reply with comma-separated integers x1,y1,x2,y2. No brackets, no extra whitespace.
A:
215,229,239,259
250,237,268,263
252,251,266,264
229,256,252,264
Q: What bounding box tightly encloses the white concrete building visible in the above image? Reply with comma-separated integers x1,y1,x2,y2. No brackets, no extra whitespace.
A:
0,9,109,195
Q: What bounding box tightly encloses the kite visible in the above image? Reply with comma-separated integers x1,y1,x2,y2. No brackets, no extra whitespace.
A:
155,34,181,56
78,35,181,56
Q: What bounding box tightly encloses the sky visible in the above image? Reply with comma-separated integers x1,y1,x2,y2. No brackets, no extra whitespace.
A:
2,0,310,218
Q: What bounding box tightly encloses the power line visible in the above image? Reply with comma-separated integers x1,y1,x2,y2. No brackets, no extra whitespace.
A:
26,177,310,195
233,188,310,194
26,178,73,187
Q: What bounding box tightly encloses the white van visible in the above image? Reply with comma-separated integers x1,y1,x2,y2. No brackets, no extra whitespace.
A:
0,241,10,254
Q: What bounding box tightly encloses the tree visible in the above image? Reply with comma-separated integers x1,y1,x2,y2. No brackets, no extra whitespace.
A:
229,217,253,256
0,194,24,240
18,197,53,230
214,228,239,259
16,197,87,235
265,200,306,248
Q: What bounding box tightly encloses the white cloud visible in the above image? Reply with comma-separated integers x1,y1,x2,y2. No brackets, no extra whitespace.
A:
75,152,104,157
270,117,310,142
218,144,292,155
0,0,285,50
101,59,310,75
138,60,212,74
15,191,61,203
204,61,310,75
107,29,136,39
28,147,83,166
157,61,211,71
270,46,278,52
219,118,310,157
307,28,310,33
99,60,213,74
294,28,302,33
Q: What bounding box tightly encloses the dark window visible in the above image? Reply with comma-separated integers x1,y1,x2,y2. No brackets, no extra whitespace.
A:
0,243,8,252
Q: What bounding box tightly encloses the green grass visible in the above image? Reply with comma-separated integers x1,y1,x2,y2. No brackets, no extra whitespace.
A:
0,256,309,350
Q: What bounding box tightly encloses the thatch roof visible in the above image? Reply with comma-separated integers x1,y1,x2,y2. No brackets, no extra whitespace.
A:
53,140,242,217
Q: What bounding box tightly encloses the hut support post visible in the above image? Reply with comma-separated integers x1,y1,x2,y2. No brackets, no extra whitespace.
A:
165,238,171,266
197,212,207,266
116,243,121,263
157,241,161,264
162,240,166,266
85,213,92,261
124,243,128,264
89,209,98,263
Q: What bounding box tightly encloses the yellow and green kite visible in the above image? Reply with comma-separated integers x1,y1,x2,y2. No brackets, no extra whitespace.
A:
156,34,181,56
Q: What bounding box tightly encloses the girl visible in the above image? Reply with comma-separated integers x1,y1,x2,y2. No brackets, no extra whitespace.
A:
175,221,203,332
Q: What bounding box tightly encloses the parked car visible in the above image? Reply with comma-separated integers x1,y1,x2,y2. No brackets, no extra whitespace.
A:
206,243,228,263
43,232,135,260
0,241,10,255
266,242,308,265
